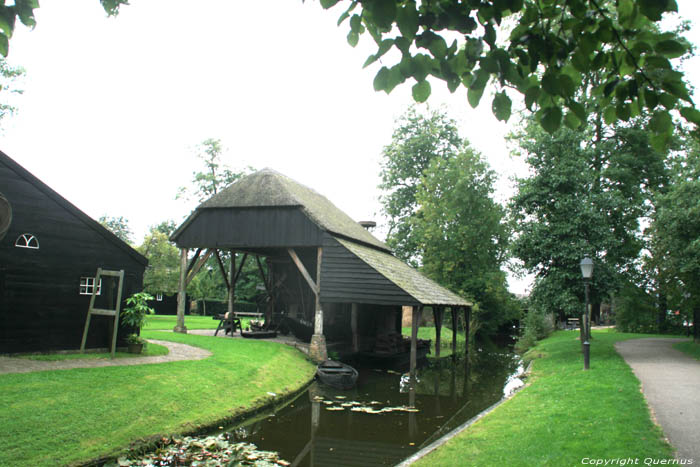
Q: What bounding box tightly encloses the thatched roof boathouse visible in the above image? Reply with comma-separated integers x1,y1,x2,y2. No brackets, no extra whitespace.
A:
170,169,471,366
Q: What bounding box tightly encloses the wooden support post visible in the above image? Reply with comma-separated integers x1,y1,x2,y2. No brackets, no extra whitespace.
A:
174,248,188,333
433,306,444,358
451,306,458,361
464,306,471,358
288,247,327,361
410,305,421,382
228,250,236,317
351,303,359,353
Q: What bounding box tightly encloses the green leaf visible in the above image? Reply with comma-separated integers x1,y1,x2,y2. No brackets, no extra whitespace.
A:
649,110,673,133
655,39,688,59
603,106,617,125
467,86,485,109
396,1,419,41
347,30,359,47
538,106,562,133
616,103,631,122
368,0,397,30
617,0,635,26
541,74,559,96
320,0,340,8
567,101,586,122
373,66,391,92
679,107,700,125
644,89,659,110
571,50,590,73
564,111,582,130
0,33,7,57
639,0,669,21
412,80,431,103
492,92,512,122
524,86,540,110
659,93,678,110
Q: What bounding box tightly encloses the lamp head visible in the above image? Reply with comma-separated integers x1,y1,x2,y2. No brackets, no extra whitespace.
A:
580,257,594,279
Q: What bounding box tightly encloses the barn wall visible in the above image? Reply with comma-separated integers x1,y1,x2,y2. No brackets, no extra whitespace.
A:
320,234,419,306
0,157,146,353
175,207,325,249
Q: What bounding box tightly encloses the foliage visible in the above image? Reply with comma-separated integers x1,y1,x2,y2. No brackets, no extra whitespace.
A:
515,304,554,353
121,292,155,331
0,331,316,466
379,106,462,264
138,223,180,295
319,0,697,147
614,282,659,333
125,333,148,346
510,118,668,318
99,215,133,244
0,57,24,125
415,330,675,467
413,147,518,333
177,138,246,204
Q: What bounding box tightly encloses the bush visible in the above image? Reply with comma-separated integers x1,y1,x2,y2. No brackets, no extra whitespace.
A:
515,306,554,353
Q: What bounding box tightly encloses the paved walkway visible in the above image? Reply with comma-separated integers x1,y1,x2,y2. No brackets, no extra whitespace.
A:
615,338,700,462
0,339,212,375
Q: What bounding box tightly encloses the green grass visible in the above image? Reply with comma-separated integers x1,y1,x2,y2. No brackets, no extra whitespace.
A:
18,342,170,361
402,326,467,358
673,340,700,360
415,330,677,466
143,314,254,331
0,331,316,467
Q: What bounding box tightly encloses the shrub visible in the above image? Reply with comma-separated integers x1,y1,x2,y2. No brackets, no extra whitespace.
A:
515,305,554,353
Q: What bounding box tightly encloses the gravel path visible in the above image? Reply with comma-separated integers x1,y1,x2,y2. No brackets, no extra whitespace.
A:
616,338,700,462
0,339,212,375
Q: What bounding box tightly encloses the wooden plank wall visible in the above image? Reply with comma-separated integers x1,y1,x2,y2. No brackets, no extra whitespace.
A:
0,160,145,353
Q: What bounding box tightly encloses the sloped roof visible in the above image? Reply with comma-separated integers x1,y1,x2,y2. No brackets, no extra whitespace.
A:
190,168,390,251
0,151,148,266
336,237,471,307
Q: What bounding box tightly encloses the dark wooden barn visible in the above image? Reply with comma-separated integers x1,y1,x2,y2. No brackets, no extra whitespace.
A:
0,150,147,354
170,169,471,366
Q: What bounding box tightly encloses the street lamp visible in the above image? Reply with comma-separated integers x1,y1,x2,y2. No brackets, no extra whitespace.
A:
580,256,594,370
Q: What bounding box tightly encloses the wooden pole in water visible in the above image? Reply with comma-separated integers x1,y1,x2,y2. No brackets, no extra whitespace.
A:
351,303,359,353
464,306,471,358
433,306,443,358
410,305,422,381
451,306,458,361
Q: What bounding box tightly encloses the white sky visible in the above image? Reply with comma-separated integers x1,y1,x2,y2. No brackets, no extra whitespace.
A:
1,1,698,296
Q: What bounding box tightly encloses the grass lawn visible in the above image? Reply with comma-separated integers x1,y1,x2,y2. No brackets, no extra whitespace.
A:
402,326,468,358
144,314,254,331
415,330,677,466
18,342,169,360
0,331,315,467
673,340,700,360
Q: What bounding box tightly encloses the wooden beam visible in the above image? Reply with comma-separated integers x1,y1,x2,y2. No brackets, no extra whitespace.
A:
184,249,214,287
464,306,471,358
451,306,458,361
433,306,444,358
175,248,188,333
227,250,236,316
255,255,269,294
186,248,202,275
287,248,319,295
233,253,248,285
410,305,422,381
351,303,359,353
213,250,230,290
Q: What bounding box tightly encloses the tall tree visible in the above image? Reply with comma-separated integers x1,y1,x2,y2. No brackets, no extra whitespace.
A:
177,138,244,203
379,106,462,264
138,222,180,295
510,118,668,320
0,57,24,126
99,215,133,244
414,148,516,333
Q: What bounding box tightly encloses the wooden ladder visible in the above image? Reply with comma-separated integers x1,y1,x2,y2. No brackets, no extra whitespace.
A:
80,268,124,358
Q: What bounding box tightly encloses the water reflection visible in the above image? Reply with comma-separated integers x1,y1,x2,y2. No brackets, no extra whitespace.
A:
221,350,520,467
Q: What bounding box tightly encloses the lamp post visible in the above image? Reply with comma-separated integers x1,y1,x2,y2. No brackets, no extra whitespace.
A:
580,257,594,370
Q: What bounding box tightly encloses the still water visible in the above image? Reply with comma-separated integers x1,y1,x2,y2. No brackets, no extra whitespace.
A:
220,350,522,467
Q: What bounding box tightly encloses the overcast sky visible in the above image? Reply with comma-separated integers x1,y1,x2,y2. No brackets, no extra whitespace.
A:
1,1,698,295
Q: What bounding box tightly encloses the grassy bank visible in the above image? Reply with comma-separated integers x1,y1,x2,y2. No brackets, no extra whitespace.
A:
673,340,700,360
415,330,676,466
0,331,315,466
401,326,467,358
144,314,253,331
18,342,170,360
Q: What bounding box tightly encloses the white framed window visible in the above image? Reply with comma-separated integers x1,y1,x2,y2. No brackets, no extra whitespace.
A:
156,293,163,301
15,233,39,249
79,277,102,296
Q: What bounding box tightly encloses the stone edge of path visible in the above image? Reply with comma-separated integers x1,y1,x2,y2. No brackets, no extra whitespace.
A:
396,360,533,466
0,339,212,375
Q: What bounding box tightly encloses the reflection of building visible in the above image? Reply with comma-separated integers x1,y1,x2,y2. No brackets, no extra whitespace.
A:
170,169,471,362
0,151,147,353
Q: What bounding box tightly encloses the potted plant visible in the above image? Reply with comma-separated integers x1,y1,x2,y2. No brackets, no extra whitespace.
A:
121,292,155,353
126,333,147,354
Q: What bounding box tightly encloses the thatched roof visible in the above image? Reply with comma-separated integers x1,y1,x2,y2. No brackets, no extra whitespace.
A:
194,168,389,251
336,238,471,306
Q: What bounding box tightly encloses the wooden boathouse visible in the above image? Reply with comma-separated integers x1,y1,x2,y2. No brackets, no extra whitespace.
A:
170,168,471,365
0,151,147,353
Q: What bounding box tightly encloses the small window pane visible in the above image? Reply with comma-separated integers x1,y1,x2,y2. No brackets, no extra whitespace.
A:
79,277,102,296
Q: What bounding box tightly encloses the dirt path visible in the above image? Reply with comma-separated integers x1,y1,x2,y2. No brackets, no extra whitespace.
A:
0,339,212,375
616,338,699,462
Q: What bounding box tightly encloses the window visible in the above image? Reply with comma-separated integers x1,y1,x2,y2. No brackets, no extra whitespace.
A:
15,233,39,249
156,293,163,302
79,277,102,296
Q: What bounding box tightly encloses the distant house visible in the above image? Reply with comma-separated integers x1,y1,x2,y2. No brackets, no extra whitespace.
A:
0,150,147,353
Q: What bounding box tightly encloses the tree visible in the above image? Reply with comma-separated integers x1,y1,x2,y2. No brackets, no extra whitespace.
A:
414,147,517,333
0,57,24,125
379,106,463,264
318,0,697,146
177,138,245,203
99,215,133,244
138,223,180,295
649,145,700,339
510,118,668,323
